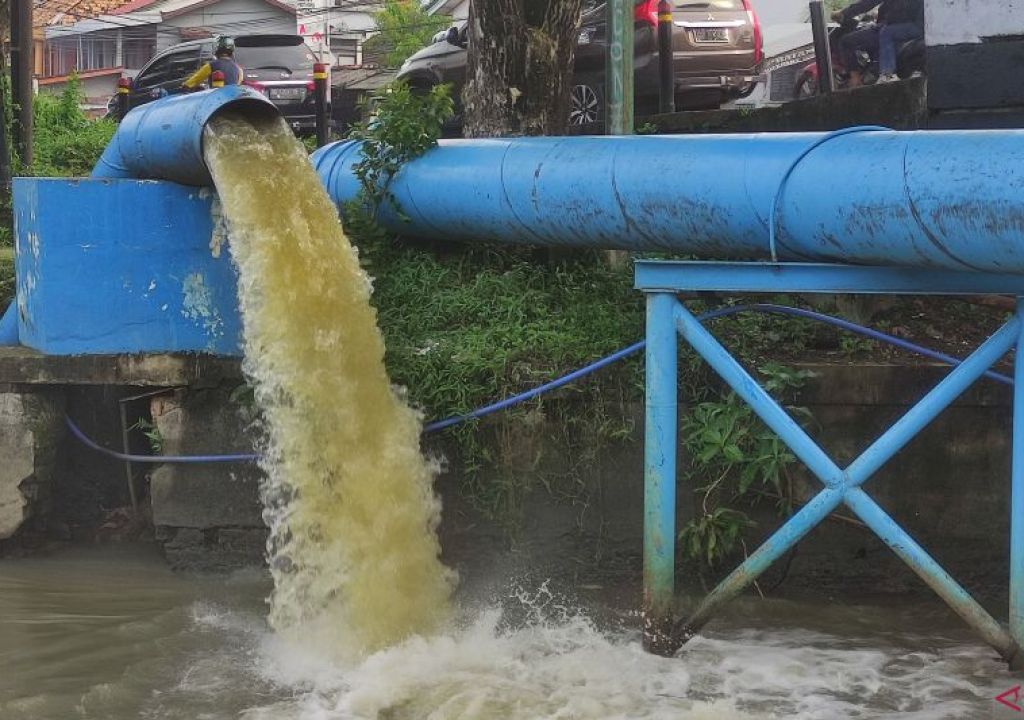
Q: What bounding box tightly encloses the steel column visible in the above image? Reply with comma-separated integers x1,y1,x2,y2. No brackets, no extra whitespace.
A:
1012,297,1024,666
643,292,678,655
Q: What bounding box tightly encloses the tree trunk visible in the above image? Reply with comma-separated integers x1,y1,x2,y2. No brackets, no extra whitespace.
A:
463,0,584,138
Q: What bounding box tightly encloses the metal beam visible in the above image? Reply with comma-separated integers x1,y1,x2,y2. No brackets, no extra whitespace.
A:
636,261,1024,296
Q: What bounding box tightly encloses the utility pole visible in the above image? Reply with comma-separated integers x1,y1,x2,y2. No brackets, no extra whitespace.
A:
605,0,634,136
10,0,34,168
604,0,634,267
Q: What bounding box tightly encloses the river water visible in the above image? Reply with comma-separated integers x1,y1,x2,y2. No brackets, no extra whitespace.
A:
0,543,1013,719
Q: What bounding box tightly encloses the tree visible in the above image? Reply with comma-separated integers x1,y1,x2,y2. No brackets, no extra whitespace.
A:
463,0,585,138
365,0,451,68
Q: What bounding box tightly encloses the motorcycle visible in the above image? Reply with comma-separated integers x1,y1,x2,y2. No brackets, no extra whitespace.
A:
794,16,925,98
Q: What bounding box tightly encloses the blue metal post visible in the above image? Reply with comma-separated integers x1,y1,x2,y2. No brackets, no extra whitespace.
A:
1012,297,1024,668
644,292,678,655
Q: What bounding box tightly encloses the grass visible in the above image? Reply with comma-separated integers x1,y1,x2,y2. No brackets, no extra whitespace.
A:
368,243,644,421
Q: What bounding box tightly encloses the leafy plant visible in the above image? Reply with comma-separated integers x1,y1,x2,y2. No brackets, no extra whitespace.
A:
343,80,454,241
131,418,164,454
31,73,116,178
364,0,451,68
679,507,753,566
679,363,816,567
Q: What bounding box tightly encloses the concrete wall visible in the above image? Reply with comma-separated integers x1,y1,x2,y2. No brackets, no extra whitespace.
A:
0,390,65,552
134,362,1016,605
926,0,1024,113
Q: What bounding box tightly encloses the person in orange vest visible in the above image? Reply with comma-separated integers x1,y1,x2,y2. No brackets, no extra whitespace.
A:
182,36,243,90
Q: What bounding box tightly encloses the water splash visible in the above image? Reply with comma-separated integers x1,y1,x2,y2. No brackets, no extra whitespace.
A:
203,115,454,657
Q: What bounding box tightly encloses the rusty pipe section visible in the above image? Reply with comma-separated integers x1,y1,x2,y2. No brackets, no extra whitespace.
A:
312,131,1024,273
92,85,279,186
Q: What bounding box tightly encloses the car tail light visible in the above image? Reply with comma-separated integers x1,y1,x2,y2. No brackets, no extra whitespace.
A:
634,0,658,28
742,0,763,65
306,80,316,92
243,80,267,95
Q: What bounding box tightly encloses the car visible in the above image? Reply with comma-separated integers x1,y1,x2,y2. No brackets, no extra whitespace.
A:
397,0,763,130
124,34,322,134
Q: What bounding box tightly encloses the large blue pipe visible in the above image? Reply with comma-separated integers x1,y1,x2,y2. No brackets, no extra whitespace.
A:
92,85,278,186
0,87,281,349
312,131,1024,274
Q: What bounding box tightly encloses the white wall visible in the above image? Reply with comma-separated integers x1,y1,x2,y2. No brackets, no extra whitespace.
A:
158,0,297,51
926,0,1024,45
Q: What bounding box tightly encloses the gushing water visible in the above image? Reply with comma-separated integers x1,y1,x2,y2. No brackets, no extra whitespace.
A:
203,115,454,657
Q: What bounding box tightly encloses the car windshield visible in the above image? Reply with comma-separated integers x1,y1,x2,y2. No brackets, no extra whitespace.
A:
675,0,743,8
234,42,315,72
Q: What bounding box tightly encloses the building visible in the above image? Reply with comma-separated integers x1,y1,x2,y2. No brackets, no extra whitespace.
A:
36,0,296,112
297,1,381,67
422,0,466,20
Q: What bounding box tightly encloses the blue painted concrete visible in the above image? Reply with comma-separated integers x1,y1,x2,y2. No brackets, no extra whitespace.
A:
93,85,277,187
14,178,241,355
314,132,1024,273
0,303,17,345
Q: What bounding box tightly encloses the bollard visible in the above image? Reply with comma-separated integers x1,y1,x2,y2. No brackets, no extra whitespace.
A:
211,70,225,89
657,0,675,114
809,1,835,94
314,62,329,148
116,77,130,121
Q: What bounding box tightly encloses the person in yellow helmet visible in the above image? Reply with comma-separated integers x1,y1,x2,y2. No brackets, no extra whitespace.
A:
182,36,244,90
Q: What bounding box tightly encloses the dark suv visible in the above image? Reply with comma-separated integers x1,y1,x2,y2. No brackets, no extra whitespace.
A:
397,0,763,128
125,35,321,134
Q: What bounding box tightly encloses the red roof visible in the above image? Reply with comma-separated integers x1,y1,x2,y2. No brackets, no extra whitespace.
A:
109,0,159,14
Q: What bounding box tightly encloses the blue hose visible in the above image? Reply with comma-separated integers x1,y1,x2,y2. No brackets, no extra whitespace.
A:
64,415,260,464
65,303,1014,464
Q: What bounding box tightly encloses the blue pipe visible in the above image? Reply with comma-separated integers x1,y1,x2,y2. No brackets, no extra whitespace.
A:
312,130,1024,273
92,86,279,186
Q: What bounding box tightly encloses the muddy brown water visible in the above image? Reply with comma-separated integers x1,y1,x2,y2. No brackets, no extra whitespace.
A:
0,543,1017,719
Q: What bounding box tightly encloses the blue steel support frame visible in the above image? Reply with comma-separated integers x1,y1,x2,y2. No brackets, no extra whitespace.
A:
636,261,1024,666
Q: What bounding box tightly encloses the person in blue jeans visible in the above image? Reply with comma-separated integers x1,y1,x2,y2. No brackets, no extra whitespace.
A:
832,0,924,86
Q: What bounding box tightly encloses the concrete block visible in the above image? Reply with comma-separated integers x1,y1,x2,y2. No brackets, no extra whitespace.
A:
149,388,264,531
0,390,64,540
12,178,242,356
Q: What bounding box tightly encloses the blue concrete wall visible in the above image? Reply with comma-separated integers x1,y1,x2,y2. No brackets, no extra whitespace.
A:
13,178,242,356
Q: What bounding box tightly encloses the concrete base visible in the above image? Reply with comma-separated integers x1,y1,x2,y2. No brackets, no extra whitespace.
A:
0,390,64,548
149,388,266,570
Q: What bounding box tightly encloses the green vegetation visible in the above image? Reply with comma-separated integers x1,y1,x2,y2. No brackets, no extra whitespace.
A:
364,0,451,68
0,246,12,312
679,363,816,567
31,75,117,178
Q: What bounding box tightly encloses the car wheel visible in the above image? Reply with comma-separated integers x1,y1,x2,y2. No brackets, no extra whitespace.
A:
569,83,601,125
